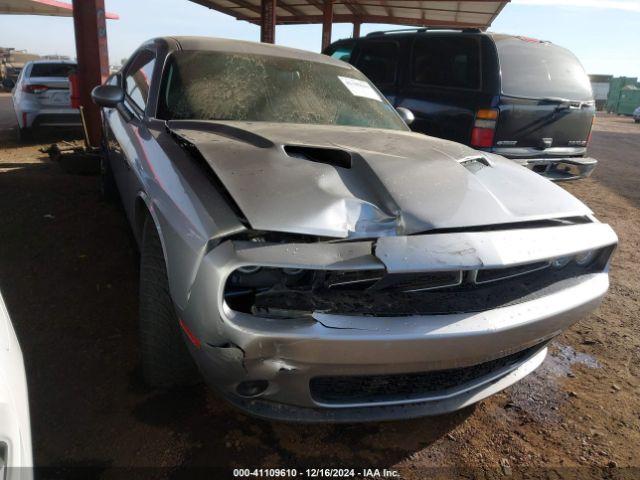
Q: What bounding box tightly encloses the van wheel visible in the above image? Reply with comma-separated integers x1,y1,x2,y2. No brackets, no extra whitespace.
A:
139,218,200,387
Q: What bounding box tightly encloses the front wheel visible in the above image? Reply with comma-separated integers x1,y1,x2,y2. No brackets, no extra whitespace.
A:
16,126,31,143
139,217,200,387
99,143,118,202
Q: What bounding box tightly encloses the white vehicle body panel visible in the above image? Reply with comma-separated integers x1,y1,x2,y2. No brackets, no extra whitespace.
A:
0,292,33,479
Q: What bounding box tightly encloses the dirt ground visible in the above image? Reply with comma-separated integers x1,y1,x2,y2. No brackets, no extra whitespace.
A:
0,92,638,479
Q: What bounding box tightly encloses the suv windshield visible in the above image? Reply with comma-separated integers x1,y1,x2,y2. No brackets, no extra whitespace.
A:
30,63,76,77
158,51,406,131
495,37,592,101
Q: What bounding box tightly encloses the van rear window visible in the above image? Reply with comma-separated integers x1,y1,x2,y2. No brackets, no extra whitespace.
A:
495,38,592,101
30,63,76,78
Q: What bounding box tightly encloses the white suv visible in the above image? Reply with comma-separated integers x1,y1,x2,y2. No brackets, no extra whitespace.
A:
11,60,80,139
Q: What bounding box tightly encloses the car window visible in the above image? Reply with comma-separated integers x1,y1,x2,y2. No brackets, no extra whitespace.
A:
355,41,398,86
30,63,76,77
411,36,481,90
106,74,119,86
495,37,592,101
125,50,155,111
157,51,407,131
329,44,354,63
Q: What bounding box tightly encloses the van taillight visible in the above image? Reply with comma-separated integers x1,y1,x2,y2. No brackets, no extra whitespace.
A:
471,109,499,148
23,84,49,94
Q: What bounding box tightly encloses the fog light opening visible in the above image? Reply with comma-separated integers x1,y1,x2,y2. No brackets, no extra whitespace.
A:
236,380,269,397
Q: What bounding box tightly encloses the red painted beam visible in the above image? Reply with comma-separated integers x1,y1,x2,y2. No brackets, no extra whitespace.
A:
321,0,333,51
72,0,109,147
25,0,119,19
261,0,276,43
353,21,360,38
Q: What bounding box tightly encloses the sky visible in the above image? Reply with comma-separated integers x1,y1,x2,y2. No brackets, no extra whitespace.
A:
1,0,639,78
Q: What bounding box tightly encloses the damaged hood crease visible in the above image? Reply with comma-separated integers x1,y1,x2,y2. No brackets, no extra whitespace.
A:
168,120,591,238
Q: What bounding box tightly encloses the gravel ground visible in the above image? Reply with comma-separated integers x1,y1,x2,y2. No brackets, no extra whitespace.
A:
0,92,638,478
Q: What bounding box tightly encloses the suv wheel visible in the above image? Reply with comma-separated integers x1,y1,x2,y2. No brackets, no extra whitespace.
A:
139,217,200,387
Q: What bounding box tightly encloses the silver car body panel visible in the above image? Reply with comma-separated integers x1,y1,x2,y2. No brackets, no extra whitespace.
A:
171,121,592,239
100,37,618,421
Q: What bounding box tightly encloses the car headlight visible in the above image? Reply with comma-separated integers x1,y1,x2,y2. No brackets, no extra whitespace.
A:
551,256,573,268
575,249,598,266
551,249,601,269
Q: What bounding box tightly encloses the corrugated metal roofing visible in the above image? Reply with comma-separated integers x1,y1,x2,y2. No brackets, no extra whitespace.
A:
190,0,509,28
0,0,118,19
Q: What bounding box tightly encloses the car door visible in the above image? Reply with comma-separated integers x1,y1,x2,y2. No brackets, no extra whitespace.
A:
105,48,156,224
397,34,484,144
352,39,400,105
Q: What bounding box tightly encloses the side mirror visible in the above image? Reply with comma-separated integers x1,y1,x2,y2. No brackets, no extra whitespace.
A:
91,84,123,108
91,84,133,122
396,107,415,126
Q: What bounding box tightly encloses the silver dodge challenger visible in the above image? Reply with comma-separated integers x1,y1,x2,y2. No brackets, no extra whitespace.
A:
92,37,618,422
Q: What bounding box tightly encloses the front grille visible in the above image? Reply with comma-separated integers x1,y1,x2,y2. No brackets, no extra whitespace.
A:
227,247,609,318
310,343,545,405
475,261,550,284
253,265,599,316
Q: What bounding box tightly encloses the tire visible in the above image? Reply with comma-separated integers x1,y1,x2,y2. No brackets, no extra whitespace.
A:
139,217,200,387
99,143,118,202
16,126,31,143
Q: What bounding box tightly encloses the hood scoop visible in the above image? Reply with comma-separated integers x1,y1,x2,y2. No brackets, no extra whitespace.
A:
459,155,492,174
284,145,352,169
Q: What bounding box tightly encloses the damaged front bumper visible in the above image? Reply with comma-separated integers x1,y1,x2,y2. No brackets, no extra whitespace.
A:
180,222,617,422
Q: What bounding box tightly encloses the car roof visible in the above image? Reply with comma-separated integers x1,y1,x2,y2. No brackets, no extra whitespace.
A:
349,29,554,46
163,36,350,68
28,59,76,65
487,33,553,45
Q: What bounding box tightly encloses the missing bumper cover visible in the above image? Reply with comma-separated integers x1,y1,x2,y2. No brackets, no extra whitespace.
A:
224,254,606,318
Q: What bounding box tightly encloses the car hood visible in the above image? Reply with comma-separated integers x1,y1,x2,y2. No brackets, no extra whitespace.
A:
168,120,592,238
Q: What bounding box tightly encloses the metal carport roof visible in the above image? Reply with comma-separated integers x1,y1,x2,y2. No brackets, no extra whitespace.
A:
0,0,118,18
190,0,509,28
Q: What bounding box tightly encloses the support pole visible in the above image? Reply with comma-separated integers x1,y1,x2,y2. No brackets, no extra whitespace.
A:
352,22,361,38
260,0,276,44
321,0,333,51
72,0,109,147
